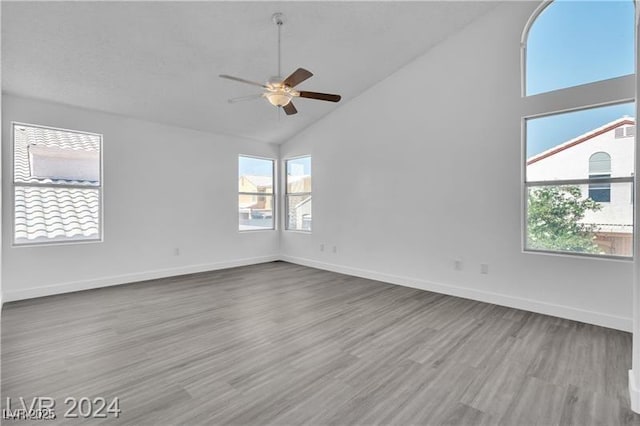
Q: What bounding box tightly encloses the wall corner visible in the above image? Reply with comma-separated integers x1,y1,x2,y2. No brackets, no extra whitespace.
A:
629,370,640,413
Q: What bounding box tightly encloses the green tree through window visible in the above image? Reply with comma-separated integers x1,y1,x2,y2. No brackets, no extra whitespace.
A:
527,186,602,254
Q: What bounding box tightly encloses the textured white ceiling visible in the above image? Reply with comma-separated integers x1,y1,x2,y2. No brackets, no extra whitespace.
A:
2,1,497,144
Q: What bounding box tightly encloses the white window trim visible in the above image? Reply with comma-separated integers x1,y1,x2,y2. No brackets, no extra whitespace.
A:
520,1,636,260
284,155,312,233
238,154,276,232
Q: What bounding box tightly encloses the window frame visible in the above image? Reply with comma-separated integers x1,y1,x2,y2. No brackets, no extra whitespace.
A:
588,176,612,204
523,104,635,261
521,0,637,260
588,152,612,203
12,121,104,247
237,154,276,232
284,155,312,233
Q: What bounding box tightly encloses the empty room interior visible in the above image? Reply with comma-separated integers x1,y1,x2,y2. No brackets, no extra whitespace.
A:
1,0,640,424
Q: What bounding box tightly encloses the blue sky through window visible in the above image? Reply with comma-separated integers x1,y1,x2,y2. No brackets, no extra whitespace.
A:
526,0,635,96
527,102,635,157
238,155,311,176
526,0,636,158
239,156,273,177
286,156,311,176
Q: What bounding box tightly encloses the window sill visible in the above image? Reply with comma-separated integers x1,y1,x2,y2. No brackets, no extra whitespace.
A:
12,237,103,248
523,247,632,262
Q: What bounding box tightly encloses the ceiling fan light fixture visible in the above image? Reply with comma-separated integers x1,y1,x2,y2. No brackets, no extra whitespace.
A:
219,13,341,116
265,92,293,107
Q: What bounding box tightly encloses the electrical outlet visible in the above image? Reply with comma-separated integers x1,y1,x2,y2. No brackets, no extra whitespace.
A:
481,263,489,274
454,259,463,271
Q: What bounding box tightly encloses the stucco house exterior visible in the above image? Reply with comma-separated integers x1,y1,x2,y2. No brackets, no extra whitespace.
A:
238,175,273,211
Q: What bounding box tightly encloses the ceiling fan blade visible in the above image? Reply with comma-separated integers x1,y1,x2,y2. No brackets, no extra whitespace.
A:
283,68,313,88
283,102,298,115
298,91,341,103
227,94,264,104
219,74,267,88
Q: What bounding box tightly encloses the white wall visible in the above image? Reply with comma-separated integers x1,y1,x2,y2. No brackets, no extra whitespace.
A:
2,95,280,301
280,1,635,331
2,3,634,331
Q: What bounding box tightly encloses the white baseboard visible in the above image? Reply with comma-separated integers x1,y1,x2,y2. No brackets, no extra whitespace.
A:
630,370,640,413
281,255,632,332
3,255,280,303
3,253,632,332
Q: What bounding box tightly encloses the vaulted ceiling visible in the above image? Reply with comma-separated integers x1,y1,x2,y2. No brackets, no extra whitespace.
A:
2,2,498,144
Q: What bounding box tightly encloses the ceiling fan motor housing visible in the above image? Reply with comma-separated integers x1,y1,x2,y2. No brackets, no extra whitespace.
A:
272,12,285,26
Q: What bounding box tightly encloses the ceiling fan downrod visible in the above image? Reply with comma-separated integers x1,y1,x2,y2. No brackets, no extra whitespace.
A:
272,13,285,79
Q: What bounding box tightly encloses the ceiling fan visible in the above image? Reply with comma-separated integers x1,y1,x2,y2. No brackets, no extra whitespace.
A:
219,13,341,116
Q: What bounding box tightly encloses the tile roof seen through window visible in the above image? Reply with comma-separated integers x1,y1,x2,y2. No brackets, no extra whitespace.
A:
13,124,101,244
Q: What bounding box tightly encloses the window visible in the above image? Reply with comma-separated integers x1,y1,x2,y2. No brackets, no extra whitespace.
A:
525,106,634,257
13,123,102,245
522,0,635,258
285,156,311,231
588,152,611,203
525,0,635,95
615,125,636,138
238,155,274,231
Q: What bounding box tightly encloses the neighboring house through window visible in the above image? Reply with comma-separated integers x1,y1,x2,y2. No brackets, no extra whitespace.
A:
13,123,102,245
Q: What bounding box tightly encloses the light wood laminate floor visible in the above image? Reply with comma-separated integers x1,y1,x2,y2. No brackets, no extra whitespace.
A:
2,261,639,425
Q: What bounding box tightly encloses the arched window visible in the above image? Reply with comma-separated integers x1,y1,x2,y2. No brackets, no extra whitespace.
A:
525,0,635,96
589,152,612,203
523,0,636,258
